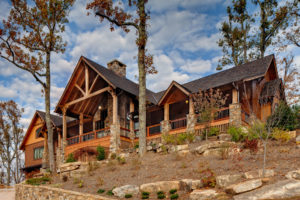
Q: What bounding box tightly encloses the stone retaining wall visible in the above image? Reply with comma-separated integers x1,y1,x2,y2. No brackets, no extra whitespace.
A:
15,184,114,200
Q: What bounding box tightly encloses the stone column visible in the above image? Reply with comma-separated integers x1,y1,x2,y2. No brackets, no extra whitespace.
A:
186,96,196,133
109,91,120,154
229,103,241,127
62,107,67,163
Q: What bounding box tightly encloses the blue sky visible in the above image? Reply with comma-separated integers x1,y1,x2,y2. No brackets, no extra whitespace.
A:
0,0,299,130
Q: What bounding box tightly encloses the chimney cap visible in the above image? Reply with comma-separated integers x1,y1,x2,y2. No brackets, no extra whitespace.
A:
107,59,126,67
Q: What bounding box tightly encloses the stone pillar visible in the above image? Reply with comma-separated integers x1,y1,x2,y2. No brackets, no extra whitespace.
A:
42,132,49,169
229,103,242,126
161,103,170,136
109,91,120,154
186,96,196,133
62,108,67,162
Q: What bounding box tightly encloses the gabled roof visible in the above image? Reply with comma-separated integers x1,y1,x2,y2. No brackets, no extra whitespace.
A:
260,78,284,104
20,111,63,150
158,81,190,105
83,57,158,104
181,55,275,93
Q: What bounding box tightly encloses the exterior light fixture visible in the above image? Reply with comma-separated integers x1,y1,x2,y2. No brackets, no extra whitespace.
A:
98,106,102,110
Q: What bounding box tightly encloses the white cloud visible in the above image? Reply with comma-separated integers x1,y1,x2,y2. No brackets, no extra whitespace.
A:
0,84,18,98
180,59,212,74
0,1,10,21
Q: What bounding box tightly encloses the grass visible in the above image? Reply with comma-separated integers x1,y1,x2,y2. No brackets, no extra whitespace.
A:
97,189,105,194
25,176,51,186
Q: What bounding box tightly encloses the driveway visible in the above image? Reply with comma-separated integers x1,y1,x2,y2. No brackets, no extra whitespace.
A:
0,188,15,200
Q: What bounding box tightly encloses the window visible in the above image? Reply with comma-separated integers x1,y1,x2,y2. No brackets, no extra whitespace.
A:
35,127,42,138
34,147,44,160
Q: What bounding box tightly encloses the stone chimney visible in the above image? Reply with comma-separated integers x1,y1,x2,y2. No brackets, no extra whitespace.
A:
107,59,127,77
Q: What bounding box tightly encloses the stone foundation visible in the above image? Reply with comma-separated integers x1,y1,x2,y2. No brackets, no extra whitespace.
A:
161,120,171,135
186,114,196,133
109,123,120,153
15,184,113,200
229,103,241,126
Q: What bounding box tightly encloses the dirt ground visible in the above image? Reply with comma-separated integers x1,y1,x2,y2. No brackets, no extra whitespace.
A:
49,139,300,200
0,188,15,200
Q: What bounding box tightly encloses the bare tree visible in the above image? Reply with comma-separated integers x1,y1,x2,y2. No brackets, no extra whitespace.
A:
0,100,24,185
192,88,228,140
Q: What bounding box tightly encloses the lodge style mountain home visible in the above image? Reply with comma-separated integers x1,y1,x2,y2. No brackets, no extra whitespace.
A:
20,54,284,177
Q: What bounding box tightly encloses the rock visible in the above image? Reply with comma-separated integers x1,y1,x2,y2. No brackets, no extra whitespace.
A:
146,146,153,151
59,162,81,173
177,150,190,157
119,153,129,159
296,135,300,145
285,169,300,180
226,179,262,194
234,179,300,200
190,189,218,200
218,134,232,141
244,169,274,179
169,144,189,153
136,148,139,153
180,179,203,191
193,141,234,154
156,147,162,153
112,185,139,198
140,181,180,193
216,174,243,188
203,149,222,157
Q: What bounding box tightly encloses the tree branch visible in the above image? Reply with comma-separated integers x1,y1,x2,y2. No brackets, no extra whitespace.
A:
95,12,138,30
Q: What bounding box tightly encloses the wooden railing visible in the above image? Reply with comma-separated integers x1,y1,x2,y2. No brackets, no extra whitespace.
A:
170,117,187,130
147,124,161,136
120,127,131,138
66,127,110,146
196,107,229,124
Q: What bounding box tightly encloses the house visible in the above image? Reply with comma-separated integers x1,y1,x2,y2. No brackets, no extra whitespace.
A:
20,54,284,177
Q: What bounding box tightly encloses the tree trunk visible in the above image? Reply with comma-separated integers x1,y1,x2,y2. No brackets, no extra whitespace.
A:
6,161,11,186
259,3,266,58
262,140,267,178
137,0,147,156
45,52,55,172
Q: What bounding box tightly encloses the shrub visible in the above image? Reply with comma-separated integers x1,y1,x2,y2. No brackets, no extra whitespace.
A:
117,156,126,164
141,191,150,199
97,177,104,186
243,138,259,153
66,153,76,163
110,153,117,159
157,193,165,199
97,189,105,194
162,134,177,145
169,189,177,194
134,143,139,149
185,132,195,143
228,126,246,142
78,180,84,188
200,168,216,188
96,146,106,161
271,128,291,143
208,127,220,137
219,143,230,160
125,194,133,198
62,175,68,182
170,193,179,199
26,176,51,185
106,190,114,196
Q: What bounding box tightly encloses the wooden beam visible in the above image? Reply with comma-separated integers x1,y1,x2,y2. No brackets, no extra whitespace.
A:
79,113,83,135
112,91,118,124
62,108,67,161
89,74,99,94
85,65,89,95
65,86,111,107
232,88,238,104
164,103,169,121
75,84,85,96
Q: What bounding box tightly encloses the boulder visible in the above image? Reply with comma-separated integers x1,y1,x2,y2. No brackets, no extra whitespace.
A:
59,162,81,173
140,181,180,193
190,189,218,200
296,135,300,148
146,145,153,151
180,179,203,191
119,153,129,159
216,174,243,188
112,185,139,198
203,149,222,157
169,144,189,153
226,179,262,194
285,169,300,180
177,150,190,157
193,141,234,154
244,169,274,179
218,134,232,141
234,179,300,200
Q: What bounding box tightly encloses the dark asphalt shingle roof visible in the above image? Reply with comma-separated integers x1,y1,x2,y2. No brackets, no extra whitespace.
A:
36,110,63,127
83,57,158,104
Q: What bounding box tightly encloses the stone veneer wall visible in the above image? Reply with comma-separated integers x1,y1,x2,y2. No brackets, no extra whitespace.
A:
15,184,114,200
229,103,241,126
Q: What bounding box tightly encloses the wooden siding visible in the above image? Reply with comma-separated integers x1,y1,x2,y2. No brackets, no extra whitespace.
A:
25,117,44,146
24,141,44,168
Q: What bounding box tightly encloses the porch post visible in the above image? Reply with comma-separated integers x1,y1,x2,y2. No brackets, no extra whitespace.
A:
129,99,135,144
62,107,67,162
109,91,120,154
79,113,83,141
229,88,241,126
161,103,171,137
186,96,196,134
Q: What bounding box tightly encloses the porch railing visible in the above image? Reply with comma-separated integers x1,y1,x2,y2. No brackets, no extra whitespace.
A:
170,117,187,130
147,124,161,136
197,107,229,124
66,127,110,146
120,127,131,138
